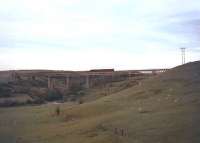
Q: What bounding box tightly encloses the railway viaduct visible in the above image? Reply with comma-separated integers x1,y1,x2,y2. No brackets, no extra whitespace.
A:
8,69,168,92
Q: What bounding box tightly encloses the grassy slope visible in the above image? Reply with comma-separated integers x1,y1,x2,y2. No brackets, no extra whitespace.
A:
0,61,200,143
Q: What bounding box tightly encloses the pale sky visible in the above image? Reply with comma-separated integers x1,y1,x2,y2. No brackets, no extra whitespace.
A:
0,0,200,70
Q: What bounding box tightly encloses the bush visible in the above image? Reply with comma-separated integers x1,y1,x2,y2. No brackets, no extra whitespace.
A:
46,90,62,101
55,106,61,116
0,83,12,97
78,99,84,104
26,99,33,104
0,99,23,107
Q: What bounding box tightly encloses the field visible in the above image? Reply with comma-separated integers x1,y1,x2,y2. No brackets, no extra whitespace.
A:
0,61,200,143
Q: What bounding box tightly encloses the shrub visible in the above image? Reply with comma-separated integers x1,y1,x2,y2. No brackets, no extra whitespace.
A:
55,106,61,116
46,90,62,101
78,99,84,104
0,83,12,97
0,99,23,107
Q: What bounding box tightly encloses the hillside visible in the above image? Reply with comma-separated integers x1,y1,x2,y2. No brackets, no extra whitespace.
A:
0,61,200,143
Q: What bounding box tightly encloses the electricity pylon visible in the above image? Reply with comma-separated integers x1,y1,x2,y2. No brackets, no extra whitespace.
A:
180,48,186,64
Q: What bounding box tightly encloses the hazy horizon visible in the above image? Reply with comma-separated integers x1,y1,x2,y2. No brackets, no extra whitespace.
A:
0,0,200,70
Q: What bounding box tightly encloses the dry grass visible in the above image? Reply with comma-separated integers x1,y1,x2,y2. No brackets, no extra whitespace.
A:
1,61,200,143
